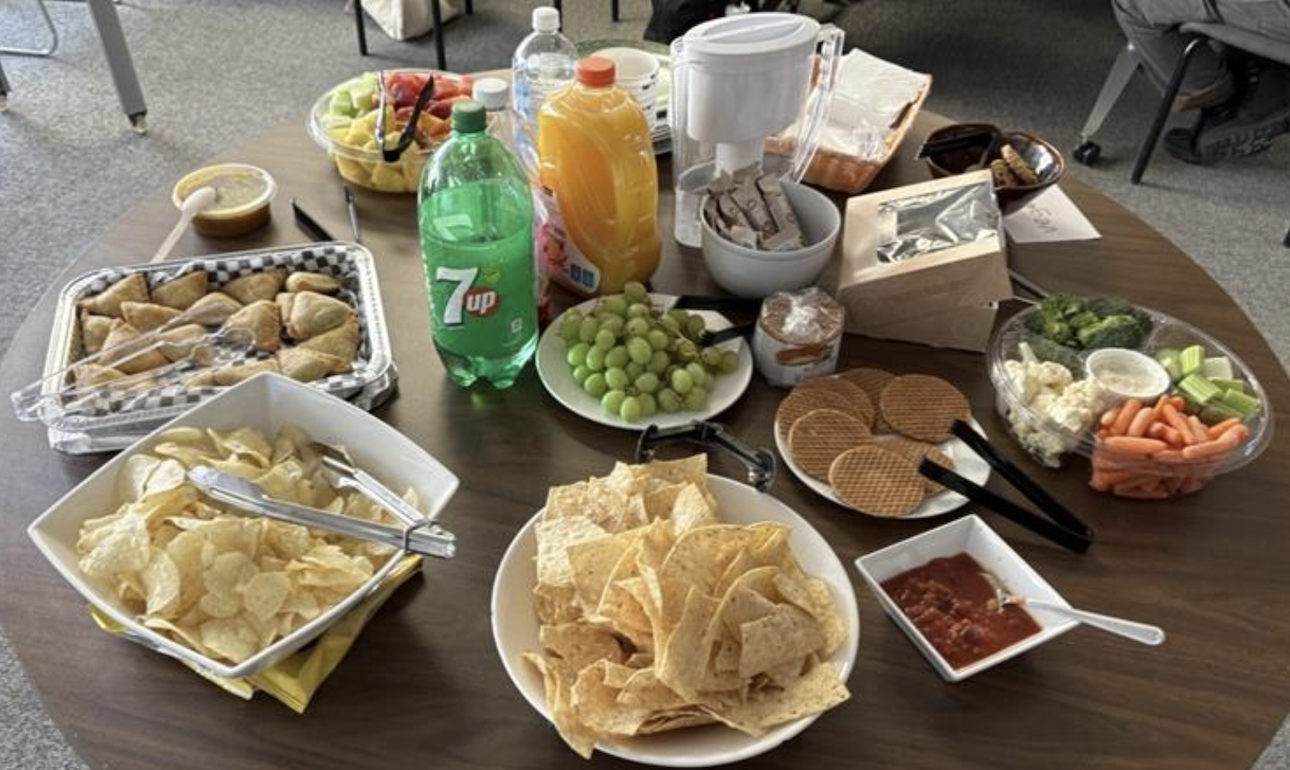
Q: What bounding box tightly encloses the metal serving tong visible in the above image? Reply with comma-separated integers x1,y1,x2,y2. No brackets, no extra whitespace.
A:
187,465,456,560
636,421,776,492
919,420,1094,553
11,324,255,427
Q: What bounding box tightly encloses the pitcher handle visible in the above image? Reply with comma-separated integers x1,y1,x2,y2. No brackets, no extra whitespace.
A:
785,25,846,182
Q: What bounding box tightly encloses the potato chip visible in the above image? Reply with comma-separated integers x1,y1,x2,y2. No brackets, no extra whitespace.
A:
141,547,182,617
119,455,162,503
243,571,292,620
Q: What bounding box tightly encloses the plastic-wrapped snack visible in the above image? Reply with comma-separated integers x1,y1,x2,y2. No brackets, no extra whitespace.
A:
753,287,846,387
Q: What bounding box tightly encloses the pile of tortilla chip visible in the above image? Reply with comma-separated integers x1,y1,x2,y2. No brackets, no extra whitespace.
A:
526,455,850,758
75,424,412,666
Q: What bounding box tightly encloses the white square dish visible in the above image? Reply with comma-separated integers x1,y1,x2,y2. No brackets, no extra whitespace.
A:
27,372,459,679
854,515,1078,682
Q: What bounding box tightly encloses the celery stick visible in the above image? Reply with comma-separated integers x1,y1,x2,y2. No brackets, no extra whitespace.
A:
1199,402,1242,426
1210,377,1246,394
1178,373,1221,405
1202,356,1234,380
1178,345,1206,378
1220,388,1262,418
1156,350,1182,382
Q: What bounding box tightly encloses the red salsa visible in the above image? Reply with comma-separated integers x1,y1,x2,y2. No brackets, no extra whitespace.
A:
881,553,1041,669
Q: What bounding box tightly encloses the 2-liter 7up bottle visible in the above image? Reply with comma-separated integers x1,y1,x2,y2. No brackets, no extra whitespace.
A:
418,100,538,389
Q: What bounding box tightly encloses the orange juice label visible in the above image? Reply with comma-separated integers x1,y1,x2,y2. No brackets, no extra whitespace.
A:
534,184,601,295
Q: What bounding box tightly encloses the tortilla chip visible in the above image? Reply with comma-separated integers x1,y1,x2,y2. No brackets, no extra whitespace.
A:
536,517,608,587
540,623,626,672
738,604,825,679
701,662,850,738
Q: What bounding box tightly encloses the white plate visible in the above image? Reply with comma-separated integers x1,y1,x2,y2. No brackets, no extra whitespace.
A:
855,514,1078,682
775,417,991,519
27,373,460,680
491,474,860,767
536,295,754,431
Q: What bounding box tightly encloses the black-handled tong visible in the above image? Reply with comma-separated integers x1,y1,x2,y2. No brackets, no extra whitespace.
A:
635,421,776,492
698,322,755,347
919,420,1094,553
672,296,764,315
378,71,436,164
291,198,336,242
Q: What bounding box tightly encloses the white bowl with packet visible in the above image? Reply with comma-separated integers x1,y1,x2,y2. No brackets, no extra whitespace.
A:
491,471,860,766
27,372,459,679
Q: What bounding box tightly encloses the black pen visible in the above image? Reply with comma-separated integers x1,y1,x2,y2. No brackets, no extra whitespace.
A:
344,186,363,243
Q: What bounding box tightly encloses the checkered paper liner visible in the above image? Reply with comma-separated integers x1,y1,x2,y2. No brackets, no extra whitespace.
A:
41,242,397,453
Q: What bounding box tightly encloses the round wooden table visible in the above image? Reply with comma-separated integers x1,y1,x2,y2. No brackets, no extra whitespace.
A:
2,112,1288,770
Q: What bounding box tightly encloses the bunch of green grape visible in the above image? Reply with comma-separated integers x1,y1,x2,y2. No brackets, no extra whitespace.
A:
557,282,740,423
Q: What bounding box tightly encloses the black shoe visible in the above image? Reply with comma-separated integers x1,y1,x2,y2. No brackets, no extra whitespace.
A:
1164,60,1290,165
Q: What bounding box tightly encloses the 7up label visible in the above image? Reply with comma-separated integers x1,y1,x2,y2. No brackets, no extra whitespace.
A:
431,263,534,357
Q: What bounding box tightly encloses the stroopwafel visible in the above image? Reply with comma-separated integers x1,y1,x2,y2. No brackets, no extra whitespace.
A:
827,446,925,517
788,408,872,480
879,374,971,443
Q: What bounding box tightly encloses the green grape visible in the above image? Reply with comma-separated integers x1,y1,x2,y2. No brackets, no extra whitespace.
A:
594,329,616,351
720,350,739,374
627,337,653,365
685,362,707,387
601,389,626,415
625,317,650,337
605,367,629,390
595,311,618,326
677,340,699,363
558,310,583,340
686,314,707,340
667,308,688,325
647,329,670,351
639,392,657,418
683,386,708,411
571,365,592,385
567,343,590,368
600,315,625,337
647,350,670,375
584,373,608,398
659,314,681,334
586,346,608,371
671,369,694,395
658,388,682,413
664,364,681,380
700,346,723,368
620,395,643,423
625,361,644,381
623,281,648,303
635,372,660,394
578,316,600,344
626,303,651,320
601,295,629,317
605,345,630,369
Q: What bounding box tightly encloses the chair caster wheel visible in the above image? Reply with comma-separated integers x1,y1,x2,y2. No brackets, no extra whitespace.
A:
129,113,147,134
0,95,8,113
1074,140,1100,166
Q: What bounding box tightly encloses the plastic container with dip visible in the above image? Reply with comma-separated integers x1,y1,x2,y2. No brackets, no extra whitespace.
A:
1085,348,1171,402
172,164,276,237
753,287,844,387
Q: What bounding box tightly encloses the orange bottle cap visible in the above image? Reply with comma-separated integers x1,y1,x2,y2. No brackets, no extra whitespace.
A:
577,56,616,87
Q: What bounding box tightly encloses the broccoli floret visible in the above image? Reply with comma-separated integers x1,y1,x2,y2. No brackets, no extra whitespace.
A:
1038,294,1087,320
1076,315,1148,350
1068,310,1100,330
1022,333,1084,371
1084,296,1135,317
1129,307,1154,338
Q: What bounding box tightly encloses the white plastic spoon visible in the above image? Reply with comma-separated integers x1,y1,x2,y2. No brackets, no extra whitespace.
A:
983,572,1166,646
151,186,217,263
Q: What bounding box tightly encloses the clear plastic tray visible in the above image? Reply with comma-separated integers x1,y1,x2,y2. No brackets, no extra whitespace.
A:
987,303,1274,496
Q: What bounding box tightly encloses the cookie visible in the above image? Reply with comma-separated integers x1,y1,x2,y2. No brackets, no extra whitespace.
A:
990,158,1018,188
882,437,956,496
879,374,971,444
839,368,894,431
1001,144,1040,186
827,446,925,517
776,384,866,432
793,376,875,427
788,408,872,481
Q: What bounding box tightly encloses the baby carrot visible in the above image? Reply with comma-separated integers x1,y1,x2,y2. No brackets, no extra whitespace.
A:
1187,416,1210,446
1101,409,1118,428
1160,426,1187,446
1207,418,1242,440
1104,436,1167,455
1181,440,1234,460
1110,398,1143,436
1218,423,1251,445
1127,407,1155,437
1151,394,1171,422
1113,481,1169,499
1147,422,1168,439
1161,402,1197,444
1171,396,1185,410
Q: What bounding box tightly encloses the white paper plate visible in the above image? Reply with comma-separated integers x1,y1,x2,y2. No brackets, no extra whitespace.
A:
536,295,754,431
490,474,860,767
775,417,991,519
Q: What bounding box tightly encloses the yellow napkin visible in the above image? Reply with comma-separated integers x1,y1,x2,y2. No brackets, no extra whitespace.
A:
90,554,422,713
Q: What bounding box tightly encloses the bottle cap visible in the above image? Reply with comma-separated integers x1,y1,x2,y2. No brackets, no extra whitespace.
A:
576,56,616,88
452,100,487,134
472,77,509,110
532,7,560,32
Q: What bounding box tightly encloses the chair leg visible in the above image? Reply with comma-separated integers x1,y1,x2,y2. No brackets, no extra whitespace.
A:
1132,35,1206,184
0,0,60,57
86,0,148,132
1079,42,1140,143
354,0,368,56
0,57,10,112
612,0,620,21
1283,221,1290,248
464,0,473,14
430,0,446,71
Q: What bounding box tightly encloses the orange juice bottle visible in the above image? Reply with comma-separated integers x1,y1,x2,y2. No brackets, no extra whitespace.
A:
536,56,661,296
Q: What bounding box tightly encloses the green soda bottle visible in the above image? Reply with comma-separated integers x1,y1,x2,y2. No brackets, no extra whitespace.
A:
418,100,538,389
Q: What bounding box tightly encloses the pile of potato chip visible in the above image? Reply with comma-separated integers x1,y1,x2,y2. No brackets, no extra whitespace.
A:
526,455,850,758
76,425,413,666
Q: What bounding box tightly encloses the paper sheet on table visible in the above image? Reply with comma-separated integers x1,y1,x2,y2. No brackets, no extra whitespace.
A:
1003,186,1101,243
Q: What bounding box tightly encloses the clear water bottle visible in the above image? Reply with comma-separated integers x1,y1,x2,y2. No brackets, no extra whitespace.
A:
472,77,515,150
511,6,576,176
418,100,537,389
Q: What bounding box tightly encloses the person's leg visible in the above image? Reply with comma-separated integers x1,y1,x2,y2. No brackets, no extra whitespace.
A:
1112,0,1233,107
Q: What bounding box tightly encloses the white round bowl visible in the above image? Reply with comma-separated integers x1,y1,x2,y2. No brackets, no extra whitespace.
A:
699,181,840,298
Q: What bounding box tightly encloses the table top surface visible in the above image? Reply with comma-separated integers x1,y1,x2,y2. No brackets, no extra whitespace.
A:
2,109,1289,770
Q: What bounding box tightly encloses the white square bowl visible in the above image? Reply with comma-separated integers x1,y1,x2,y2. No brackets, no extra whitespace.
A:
27,372,459,679
854,515,1078,682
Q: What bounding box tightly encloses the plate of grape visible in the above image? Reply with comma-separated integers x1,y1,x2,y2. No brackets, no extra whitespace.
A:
536,284,754,430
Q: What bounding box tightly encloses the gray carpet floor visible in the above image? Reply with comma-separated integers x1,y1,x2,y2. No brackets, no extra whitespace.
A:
1,0,1287,768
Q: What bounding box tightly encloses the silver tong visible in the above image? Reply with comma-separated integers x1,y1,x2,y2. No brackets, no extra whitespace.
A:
186,465,456,560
